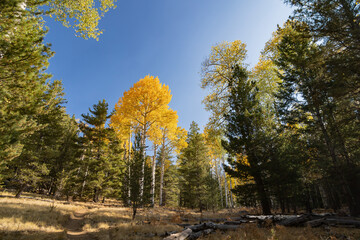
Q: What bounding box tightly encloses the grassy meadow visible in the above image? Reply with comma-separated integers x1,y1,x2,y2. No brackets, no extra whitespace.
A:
0,192,359,240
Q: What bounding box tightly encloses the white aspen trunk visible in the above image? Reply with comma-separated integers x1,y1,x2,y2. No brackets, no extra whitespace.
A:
139,125,146,200
81,164,89,197
159,145,166,206
20,1,27,10
127,130,131,205
224,174,229,208
150,144,157,207
318,184,329,208
216,165,223,208
229,178,234,208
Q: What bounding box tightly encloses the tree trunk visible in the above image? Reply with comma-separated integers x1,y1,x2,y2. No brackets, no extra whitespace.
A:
150,144,157,207
253,172,271,215
80,164,88,198
93,187,100,202
128,130,131,205
216,166,223,208
229,178,234,208
318,183,329,209
15,184,25,198
132,204,137,220
159,146,166,206
315,107,359,216
139,125,146,200
224,175,228,208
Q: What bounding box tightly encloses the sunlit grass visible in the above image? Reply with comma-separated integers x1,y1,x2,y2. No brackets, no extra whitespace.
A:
1,193,360,240
201,224,360,240
0,192,85,239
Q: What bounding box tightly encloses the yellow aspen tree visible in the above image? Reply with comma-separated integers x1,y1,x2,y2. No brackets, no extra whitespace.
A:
201,40,247,130
148,109,177,206
204,127,226,207
47,0,116,40
111,75,173,199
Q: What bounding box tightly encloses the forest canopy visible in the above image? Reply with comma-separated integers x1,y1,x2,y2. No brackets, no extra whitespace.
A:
0,0,359,219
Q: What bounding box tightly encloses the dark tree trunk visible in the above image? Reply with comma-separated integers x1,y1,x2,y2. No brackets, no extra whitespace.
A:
315,107,358,216
93,187,100,202
15,184,25,198
280,198,285,214
253,173,271,215
132,205,137,220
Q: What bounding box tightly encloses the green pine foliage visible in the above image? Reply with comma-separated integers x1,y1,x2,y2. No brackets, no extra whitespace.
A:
155,145,180,207
274,15,360,216
79,100,123,202
121,133,151,219
222,65,273,214
178,121,214,210
0,0,53,167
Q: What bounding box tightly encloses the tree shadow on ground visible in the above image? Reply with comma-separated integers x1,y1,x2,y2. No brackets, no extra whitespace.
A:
0,231,67,240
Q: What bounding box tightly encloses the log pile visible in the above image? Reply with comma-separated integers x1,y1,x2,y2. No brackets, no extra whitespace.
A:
163,214,360,240
164,222,241,240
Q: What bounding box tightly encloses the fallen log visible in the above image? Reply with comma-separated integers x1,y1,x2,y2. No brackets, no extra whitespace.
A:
188,222,216,232
306,217,360,228
187,229,214,240
163,228,192,240
214,224,242,230
230,217,246,221
198,218,227,223
307,218,325,228
278,214,315,226
224,220,248,225
177,223,192,228
322,218,360,228
181,218,228,223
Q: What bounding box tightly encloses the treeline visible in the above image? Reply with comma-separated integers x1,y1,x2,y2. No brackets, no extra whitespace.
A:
201,0,360,216
0,0,233,211
1,0,359,218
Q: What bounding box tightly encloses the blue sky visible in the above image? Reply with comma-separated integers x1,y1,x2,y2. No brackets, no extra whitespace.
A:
44,0,292,131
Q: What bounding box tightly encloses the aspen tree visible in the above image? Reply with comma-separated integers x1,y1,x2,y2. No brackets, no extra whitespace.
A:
111,75,173,200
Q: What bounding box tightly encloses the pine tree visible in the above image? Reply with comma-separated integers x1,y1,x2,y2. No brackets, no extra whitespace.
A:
122,133,151,219
178,122,210,210
274,19,360,216
222,65,272,214
79,100,121,202
0,0,53,171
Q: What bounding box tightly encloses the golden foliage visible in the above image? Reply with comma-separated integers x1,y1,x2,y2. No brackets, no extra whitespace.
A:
111,75,177,148
201,40,247,129
47,0,116,40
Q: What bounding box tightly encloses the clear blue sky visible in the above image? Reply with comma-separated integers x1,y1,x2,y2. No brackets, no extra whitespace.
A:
44,0,292,131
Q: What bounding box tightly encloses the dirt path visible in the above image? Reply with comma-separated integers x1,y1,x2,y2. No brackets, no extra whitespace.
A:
65,210,95,240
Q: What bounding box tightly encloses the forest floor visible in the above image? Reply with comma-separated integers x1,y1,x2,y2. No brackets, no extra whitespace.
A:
0,191,359,240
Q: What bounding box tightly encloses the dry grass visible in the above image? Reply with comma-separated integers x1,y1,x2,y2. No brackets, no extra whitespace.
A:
1,193,359,240
82,206,183,239
0,192,86,240
200,224,360,240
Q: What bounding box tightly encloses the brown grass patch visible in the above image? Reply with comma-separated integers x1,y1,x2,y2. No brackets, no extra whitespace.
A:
0,194,86,240
200,224,360,240
1,194,359,240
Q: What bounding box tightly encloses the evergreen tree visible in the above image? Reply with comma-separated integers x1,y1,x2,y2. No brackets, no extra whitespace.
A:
53,115,82,200
5,80,68,198
178,122,210,210
222,65,273,214
121,133,151,219
155,145,181,207
274,19,360,216
79,100,122,202
0,0,53,171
